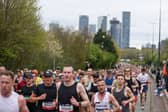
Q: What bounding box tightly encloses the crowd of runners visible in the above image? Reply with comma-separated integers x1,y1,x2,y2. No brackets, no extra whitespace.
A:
0,64,151,112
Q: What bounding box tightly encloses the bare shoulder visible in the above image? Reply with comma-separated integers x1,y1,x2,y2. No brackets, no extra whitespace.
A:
18,95,25,102
77,82,85,91
125,86,131,91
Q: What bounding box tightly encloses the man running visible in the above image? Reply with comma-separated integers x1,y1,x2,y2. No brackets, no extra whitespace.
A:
112,74,134,112
136,68,150,110
90,79,120,112
0,70,29,112
58,66,90,112
31,71,57,112
21,72,38,112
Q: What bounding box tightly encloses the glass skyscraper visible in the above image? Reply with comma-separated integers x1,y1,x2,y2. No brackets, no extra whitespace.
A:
110,18,121,48
121,11,131,48
97,16,107,32
79,15,89,35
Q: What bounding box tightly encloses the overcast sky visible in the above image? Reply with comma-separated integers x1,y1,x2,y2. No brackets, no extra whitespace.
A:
38,0,168,49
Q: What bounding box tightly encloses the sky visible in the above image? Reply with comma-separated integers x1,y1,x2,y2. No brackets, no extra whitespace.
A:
38,0,168,49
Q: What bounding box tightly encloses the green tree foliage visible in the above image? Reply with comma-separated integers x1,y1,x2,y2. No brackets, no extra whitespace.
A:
120,48,140,59
93,29,120,66
50,27,89,69
0,0,45,70
161,38,168,60
86,44,115,69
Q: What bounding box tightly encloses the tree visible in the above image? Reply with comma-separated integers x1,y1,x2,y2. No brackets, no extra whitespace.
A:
93,29,120,65
161,38,168,60
0,0,45,70
86,44,116,69
49,26,90,69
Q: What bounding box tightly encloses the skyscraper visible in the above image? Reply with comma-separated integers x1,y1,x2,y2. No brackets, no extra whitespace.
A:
49,23,59,32
89,24,96,35
121,11,131,48
97,16,107,32
110,18,121,48
79,15,89,35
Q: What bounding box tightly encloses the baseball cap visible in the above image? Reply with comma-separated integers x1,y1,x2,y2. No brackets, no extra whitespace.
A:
43,71,53,77
24,72,33,79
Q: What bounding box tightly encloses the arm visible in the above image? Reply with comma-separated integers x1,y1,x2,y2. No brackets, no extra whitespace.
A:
77,83,90,107
70,83,90,107
30,92,46,102
18,95,29,112
90,95,95,112
131,79,139,89
30,86,46,102
109,94,120,112
123,87,135,105
111,80,117,91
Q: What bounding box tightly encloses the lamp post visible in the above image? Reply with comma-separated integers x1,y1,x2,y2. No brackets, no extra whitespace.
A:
151,22,157,65
158,0,162,66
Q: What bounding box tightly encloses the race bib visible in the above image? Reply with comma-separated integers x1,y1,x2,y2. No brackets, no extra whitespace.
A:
59,104,73,112
95,102,109,112
42,101,56,110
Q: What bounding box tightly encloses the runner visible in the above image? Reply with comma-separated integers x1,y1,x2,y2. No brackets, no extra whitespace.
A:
58,66,90,112
136,68,150,110
0,71,29,112
124,68,138,112
21,72,38,112
31,71,57,112
112,74,134,112
90,79,120,112
105,69,115,92
88,72,99,100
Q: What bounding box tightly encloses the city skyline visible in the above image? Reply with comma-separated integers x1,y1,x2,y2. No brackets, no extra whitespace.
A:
39,0,168,49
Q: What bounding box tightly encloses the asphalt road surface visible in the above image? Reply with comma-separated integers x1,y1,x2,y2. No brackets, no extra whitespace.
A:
135,76,168,112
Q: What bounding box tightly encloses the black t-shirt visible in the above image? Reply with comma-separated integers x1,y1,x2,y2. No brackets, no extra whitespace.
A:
33,83,57,112
21,85,38,112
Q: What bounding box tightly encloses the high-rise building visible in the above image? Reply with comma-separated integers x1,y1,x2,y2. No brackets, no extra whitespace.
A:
97,16,107,32
49,23,59,32
110,18,122,48
79,15,89,35
89,24,96,35
121,11,131,48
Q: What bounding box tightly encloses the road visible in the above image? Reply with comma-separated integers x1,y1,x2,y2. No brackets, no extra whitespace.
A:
135,76,168,112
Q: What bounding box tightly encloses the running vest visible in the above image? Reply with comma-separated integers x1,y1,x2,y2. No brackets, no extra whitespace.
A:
125,77,133,92
94,92,110,112
113,86,129,112
58,82,80,112
0,91,19,112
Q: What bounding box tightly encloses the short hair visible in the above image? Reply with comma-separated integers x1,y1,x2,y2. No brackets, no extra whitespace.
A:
0,71,14,80
141,68,146,72
63,66,74,72
116,73,125,79
96,78,105,83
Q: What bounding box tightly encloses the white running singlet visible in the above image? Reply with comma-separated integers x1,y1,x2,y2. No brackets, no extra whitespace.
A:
0,91,19,112
94,92,110,112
